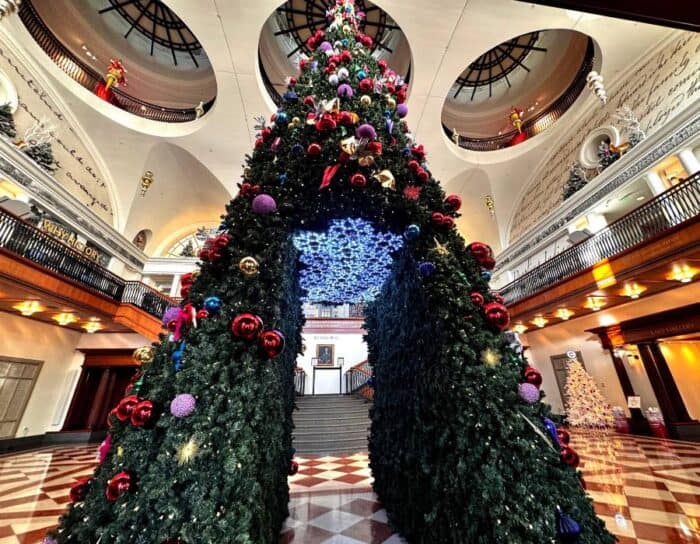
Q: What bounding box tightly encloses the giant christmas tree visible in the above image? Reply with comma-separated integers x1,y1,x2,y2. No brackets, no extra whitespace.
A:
46,2,614,542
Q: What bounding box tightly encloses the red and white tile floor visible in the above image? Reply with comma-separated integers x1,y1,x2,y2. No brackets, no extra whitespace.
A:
1,432,700,543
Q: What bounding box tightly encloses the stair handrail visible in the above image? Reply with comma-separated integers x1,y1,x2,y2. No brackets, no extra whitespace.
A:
345,360,373,399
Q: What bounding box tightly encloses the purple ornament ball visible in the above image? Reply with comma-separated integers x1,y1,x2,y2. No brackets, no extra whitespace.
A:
41,538,58,544
356,123,377,140
518,383,540,404
251,194,277,215
170,393,196,418
337,84,354,98
318,41,333,52
162,306,182,327
396,103,408,118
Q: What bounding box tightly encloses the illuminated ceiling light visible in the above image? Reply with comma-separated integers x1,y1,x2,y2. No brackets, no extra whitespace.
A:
13,300,44,316
53,313,78,326
636,195,645,201
82,318,103,334
555,308,574,320
531,315,548,328
621,282,646,299
584,296,606,311
512,323,528,334
669,263,696,283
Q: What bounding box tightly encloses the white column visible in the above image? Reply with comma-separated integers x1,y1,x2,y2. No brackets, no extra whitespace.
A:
678,148,700,177
645,172,667,196
169,274,181,297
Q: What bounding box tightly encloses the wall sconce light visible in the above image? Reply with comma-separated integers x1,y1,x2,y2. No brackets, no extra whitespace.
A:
53,313,78,326
531,315,548,328
669,263,696,283
584,296,606,311
555,308,574,320
140,171,154,197
620,282,646,299
512,323,528,334
13,300,44,316
82,318,103,334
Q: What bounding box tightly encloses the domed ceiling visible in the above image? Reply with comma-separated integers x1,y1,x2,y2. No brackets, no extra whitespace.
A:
259,0,411,104
442,29,596,151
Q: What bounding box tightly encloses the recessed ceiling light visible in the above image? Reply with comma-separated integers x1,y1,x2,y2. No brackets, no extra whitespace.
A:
13,300,44,316
531,316,548,328
82,318,103,334
53,313,78,326
669,263,696,283
636,195,645,201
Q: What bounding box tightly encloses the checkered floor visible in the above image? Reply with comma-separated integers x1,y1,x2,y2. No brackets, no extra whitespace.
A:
1,431,699,542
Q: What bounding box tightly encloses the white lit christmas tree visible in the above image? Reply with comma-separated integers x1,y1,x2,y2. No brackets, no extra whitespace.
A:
564,355,614,427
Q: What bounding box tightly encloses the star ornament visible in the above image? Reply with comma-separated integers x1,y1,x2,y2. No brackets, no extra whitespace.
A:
481,348,501,367
431,238,450,257
177,439,199,465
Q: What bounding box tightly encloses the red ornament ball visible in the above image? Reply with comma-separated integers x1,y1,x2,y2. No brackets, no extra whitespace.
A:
105,471,133,503
303,95,315,107
231,313,264,341
483,302,510,330
470,292,485,306
524,366,543,388
350,173,367,187
258,329,285,359
130,400,153,428
445,194,462,211
289,460,299,476
307,143,322,156
407,159,420,172
416,168,430,183
560,445,580,468
69,476,91,503
557,428,571,445
359,78,374,92
377,59,388,73
196,309,209,320
115,395,139,422
468,242,496,270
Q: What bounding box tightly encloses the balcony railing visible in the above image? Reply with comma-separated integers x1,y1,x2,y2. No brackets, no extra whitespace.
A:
345,360,373,400
294,368,306,397
0,207,175,318
19,1,214,123
500,172,700,305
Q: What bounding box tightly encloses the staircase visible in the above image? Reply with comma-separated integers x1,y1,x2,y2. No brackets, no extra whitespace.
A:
293,395,371,456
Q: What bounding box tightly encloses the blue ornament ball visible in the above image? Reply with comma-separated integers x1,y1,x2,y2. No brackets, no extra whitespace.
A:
481,269,492,281
401,147,412,157
419,262,436,278
556,509,581,544
292,143,304,154
275,111,288,124
542,417,560,447
203,296,223,314
404,224,421,240
283,90,298,103
279,173,288,184
356,69,367,80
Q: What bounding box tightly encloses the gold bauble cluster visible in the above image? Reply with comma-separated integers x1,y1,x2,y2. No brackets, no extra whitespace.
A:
239,256,260,276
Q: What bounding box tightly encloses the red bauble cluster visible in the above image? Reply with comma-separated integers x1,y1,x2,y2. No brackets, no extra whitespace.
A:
305,30,325,52
239,182,261,198
445,194,462,211
523,366,543,388
468,242,496,270
430,212,455,230
560,445,580,468
557,428,571,445
308,143,322,156
111,395,154,428
350,173,367,187
231,313,264,341
483,302,510,330
180,272,196,299
106,471,134,503
69,476,91,503
470,292,485,306
198,234,230,262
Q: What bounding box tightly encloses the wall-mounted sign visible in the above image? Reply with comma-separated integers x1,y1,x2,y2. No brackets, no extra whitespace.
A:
627,396,641,409
39,218,106,264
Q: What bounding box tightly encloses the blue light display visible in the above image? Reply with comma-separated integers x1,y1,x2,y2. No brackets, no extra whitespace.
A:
292,218,404,304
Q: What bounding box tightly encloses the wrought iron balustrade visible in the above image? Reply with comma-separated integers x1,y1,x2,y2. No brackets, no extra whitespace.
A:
345,360,373,399
500,173,700,305
0,208,175,318
18,1,214,123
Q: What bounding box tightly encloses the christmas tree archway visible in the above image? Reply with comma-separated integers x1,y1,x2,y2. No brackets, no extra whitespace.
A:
46,3,615,543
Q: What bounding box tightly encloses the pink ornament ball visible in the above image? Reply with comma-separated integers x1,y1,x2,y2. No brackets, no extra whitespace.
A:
170,393,196,418
251,194,277,215
518,383,540,404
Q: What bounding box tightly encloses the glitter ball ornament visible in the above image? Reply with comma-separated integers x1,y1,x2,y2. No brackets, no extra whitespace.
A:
133,346,155,365
337,83,353,98
483,302,510,330
355,123,377,140
239,256,260,276
258,329,285,359
418,262,436,278
518,383,540,404
403,224,420,240
251,194,277,215
170,394,196,418
231,313,264,341
203,296,223,314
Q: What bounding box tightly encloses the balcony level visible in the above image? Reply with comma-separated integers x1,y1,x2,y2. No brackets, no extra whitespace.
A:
503,172,700,330
0,207,174,339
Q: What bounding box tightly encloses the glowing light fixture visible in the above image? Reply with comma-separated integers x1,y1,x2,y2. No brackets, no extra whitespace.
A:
53,313,78,326
620,282,646,299
13,300,43,316
584,296,606,311
512,322,528,334
292,218,403,304
669,263,696,283
82,318,103,334
140,171,154,197
555,308,574,320
531,315,548,328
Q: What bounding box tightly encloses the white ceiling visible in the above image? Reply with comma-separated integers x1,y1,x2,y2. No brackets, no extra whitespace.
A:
1,0,676,255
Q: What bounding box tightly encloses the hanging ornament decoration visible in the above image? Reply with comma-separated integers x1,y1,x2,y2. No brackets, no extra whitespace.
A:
373,170,395,190
560,445,580,468
403,224,420,241
470,292,485,306
115,395,139,422
509,106,524,133
170,393,196,418
231,313,264,341
203,296,223,315
251,194,277,215
172,341,186,371
258,330,286,359
542,417,560,447
468,242,496,270
69,476,92,503
556,508,582,544
483,302,510,330
445,194,462,211
586,70,607,105
418,262,436,278
484,195,496,219
130,399,154,428
105,471,134,502
239,256,260,276
524,366,543,388
481,348,501,367
518,383,540,404
132,346,155,366
557,428,571,445
431,238,450,257
98,435,112,463
288,460,299,476
177,439,200,465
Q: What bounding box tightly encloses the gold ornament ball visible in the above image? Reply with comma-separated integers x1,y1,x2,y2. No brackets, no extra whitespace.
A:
386,96,397,110
239,256,260,276
342,24,353,36
133,346,155,365
360,95,372,107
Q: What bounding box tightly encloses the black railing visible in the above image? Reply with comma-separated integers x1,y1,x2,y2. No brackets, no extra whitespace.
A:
0,208,175,318
446,39,595,152
345,360,372,399
294,368,306,397
500,173,700,304
19,1,214,123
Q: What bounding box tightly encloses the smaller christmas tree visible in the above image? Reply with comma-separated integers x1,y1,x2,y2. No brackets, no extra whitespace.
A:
564,355,614,427
17,118,56,172
562,161,587,200
596,138,620,172
0,103,16,139
23,142,56,172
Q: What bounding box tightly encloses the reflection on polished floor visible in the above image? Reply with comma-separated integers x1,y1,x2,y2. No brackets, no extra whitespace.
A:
0,432,699,543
